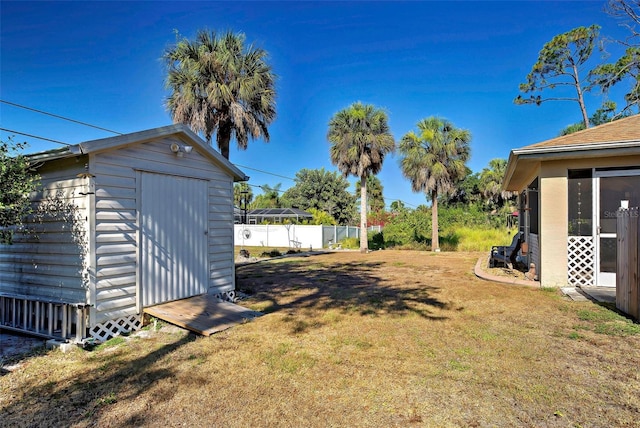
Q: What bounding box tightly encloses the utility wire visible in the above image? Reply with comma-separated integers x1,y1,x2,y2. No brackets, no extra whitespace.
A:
234,163,296,182
4,99,420,207
0,128,70,146
0,99,123,135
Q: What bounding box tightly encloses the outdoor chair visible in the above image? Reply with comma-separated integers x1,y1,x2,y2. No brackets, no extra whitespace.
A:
489,232,523,269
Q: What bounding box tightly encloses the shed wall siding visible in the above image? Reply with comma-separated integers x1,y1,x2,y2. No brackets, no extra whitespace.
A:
92,137,235,324
0,157,90,303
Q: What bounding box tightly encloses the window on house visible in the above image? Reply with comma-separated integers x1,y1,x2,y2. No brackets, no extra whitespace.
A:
568,169,592,236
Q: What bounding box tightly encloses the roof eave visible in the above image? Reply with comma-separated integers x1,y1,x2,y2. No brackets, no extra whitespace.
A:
26,124,249,181
26,145,83,163
502,141,640,191
512,139,640,156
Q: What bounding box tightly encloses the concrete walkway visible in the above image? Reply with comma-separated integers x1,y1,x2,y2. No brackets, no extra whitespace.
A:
475,257,616,304
576,286,616,304
474,257,540,288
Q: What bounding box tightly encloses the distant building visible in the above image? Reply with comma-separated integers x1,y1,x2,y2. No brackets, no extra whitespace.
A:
234,207,313,224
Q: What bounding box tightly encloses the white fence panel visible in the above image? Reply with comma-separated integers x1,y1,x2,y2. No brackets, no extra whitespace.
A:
235,224,361,249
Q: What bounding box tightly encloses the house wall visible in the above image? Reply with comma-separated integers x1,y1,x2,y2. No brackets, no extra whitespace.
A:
0,156,90,303
91,137,235,324
539,162,569,287
538,155,640,287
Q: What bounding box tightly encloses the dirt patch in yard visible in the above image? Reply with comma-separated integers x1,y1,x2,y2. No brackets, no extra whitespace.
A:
2,250,639,427
475,254,532,281
1,332,48,374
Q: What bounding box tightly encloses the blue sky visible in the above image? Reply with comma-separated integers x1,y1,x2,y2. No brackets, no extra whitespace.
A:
1,1,634,209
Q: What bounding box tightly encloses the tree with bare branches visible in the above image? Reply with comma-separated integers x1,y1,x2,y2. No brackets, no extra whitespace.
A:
515,25,601,128
590,1,640,114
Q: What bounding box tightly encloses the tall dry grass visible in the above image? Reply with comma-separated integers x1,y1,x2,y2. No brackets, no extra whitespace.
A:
441,226,517,251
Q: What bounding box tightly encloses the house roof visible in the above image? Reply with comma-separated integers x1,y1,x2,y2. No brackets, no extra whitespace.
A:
26,124,249,182
248,208,313,218
503,114,640,191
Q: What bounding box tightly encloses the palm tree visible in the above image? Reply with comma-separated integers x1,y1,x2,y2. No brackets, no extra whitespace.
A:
164,30,277,159
327,102,395,253
233,182,253,208
252,183,282,209
479,158,513,208
399,117,471,251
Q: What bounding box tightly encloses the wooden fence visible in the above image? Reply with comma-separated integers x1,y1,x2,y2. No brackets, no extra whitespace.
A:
616,206,639,319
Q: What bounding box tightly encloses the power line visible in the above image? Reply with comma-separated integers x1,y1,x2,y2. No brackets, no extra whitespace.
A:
234,163,296,182
244,182,288,194
3,100,420,208
0,99,123,135
0,128,70,146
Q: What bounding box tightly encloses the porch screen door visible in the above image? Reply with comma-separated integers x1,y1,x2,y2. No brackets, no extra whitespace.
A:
596,171,640,287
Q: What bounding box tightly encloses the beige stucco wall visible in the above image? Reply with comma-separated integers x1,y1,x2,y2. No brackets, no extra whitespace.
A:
537,155,640,287
539,162,568,287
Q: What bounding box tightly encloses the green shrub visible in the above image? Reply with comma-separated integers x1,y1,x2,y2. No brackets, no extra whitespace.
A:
368,231,385,250
439,205,505,230
260,249,282,257
382,209,430,247
372,203,517,251
340,237,359,249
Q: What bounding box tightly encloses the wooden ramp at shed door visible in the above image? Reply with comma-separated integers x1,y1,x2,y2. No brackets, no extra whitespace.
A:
144,294,262,336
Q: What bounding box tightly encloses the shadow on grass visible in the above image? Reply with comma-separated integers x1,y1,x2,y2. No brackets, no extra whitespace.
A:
236,256,452,321
1,331,196,426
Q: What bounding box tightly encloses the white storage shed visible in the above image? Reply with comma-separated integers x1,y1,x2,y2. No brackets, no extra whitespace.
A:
0,125,248,341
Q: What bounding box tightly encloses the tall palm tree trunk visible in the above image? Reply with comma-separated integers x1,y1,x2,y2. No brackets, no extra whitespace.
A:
360,177,368,253
431,189,440,252
217,125,232,159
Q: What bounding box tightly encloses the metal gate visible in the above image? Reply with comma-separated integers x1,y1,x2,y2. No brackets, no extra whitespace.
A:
140,172,209,307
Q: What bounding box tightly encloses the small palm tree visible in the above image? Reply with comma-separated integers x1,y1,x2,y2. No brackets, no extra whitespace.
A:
164,30,277,159
479,158,513,208
252,183,282,209
328,102,395,253
399,117,471,251
234,182,253,208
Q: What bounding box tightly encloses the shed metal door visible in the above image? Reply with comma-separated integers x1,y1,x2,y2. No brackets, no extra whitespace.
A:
140,172,209,307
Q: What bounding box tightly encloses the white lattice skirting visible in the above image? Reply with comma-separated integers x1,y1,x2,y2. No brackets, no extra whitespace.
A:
567,236,595,286
212,290,237,302
90,315,143,342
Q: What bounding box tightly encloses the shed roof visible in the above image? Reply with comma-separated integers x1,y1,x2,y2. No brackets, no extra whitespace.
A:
26,124,249,182
503,114,640,191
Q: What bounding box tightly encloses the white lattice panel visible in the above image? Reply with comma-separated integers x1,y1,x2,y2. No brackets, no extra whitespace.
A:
212,290,237,302
567,236,595,286
90,315,142,342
